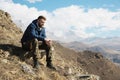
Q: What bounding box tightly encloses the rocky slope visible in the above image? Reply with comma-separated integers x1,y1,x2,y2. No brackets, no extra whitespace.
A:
0,9,120,80
0,10,22,45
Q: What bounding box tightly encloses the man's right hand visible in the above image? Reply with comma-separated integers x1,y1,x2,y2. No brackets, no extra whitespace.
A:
45,38,52,46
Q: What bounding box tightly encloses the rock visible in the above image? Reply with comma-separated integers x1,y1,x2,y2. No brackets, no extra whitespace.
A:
0,49,3,53
94,53,103,59
21,63,35,75
10,71,17,75
77,74,100,80
3,51,10,58
1,59,8,63
64,67,73,76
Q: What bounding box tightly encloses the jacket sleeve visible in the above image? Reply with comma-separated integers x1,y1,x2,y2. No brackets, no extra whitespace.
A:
40,28,46,39
29,23,45,41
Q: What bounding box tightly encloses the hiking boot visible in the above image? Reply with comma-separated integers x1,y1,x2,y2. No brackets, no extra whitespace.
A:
33,60,40,69
47,63,56,70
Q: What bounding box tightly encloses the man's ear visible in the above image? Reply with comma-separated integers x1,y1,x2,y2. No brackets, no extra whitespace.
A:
37,19,40,22
37,19,39,22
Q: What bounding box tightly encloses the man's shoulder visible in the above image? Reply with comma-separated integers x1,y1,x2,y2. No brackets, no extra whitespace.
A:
29,19,37,28
28,22,36,29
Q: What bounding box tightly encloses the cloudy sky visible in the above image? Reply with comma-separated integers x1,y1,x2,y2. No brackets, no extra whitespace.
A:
0,0,120,42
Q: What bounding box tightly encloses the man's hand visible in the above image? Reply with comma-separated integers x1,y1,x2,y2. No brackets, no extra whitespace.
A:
45,38,52,46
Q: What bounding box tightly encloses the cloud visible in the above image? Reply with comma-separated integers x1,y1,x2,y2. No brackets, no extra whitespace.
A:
46,6,120,41
27,0,42,3
0,1,120,42
1,0,13,3
0,0,48,30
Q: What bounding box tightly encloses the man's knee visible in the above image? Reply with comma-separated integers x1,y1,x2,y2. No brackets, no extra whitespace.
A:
33,38,38,44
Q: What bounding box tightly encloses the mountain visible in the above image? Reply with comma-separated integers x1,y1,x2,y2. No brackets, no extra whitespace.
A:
77,50,120,80
0,10,22,45
62,37,120,65
83,37,120,51
0,9,120,80
61,41,90,51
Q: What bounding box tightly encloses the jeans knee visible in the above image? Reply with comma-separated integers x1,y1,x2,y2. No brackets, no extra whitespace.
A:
33,38,38,44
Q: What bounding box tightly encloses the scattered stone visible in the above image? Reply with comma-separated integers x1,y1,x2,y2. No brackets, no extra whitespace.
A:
94,53,103,59
77,74,100,80
1,59,8,63
64,67,73,76
21,63,35,75
10,70,17,75
3,51,10,58
0,49,3,53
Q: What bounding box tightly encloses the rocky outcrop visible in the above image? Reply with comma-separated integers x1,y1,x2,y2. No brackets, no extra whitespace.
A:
0,10,22,45
77,50,120,80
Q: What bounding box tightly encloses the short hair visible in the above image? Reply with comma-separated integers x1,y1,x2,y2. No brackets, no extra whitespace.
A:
37,15,46,20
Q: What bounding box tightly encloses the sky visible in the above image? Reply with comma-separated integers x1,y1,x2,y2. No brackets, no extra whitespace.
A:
0,0,120,42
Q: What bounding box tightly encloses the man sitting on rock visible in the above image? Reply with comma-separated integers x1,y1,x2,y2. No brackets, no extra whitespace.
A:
21,15,56,70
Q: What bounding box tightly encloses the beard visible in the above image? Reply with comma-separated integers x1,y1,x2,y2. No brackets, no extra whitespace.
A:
38,24,44,28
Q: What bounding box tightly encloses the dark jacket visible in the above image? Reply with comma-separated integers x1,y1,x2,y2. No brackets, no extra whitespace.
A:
21,19,46,43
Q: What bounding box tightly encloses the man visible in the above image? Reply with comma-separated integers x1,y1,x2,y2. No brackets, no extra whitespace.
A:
21,16,56,70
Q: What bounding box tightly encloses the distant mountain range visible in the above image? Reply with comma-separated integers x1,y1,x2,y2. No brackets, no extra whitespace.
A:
61,37,120,65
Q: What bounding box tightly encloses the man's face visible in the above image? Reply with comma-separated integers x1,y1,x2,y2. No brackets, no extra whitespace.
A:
37,18,46,28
